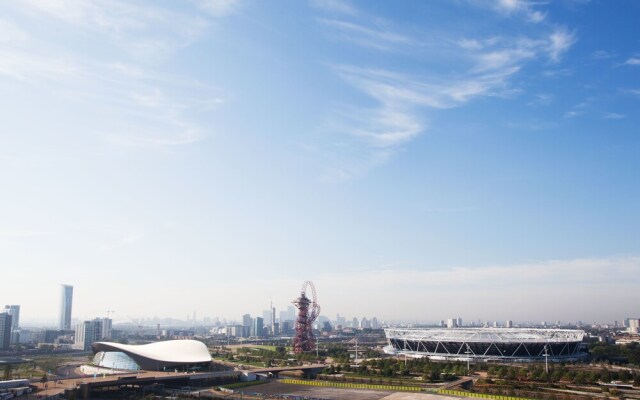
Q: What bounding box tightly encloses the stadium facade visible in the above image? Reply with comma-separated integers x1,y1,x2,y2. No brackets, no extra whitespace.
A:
384,328,586,363
91,340,212,371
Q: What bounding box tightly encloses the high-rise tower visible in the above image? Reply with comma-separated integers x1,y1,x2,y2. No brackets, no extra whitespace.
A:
3,305,20,329
0,313,12,349
59,284,73,330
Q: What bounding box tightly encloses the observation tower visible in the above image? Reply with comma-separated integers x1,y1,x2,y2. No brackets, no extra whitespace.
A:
292,281,321,354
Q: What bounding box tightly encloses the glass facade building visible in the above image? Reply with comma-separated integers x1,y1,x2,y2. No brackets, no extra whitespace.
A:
90,340,212,371
93,351,140,371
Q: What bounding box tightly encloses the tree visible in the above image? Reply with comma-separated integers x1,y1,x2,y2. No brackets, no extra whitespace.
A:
574,371,587,385
3,366,12,381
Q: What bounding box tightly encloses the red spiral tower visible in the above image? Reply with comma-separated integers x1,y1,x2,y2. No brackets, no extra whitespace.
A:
292,281,321,354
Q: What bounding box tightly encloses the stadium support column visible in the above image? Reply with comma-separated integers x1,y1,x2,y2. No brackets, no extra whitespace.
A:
465,344,471,375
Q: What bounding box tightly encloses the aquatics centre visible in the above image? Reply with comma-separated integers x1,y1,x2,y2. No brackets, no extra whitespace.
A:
384,328,587,363
91,340,213,371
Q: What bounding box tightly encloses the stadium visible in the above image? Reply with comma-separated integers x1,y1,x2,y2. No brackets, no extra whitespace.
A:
90,340,212,371
383,328,587,363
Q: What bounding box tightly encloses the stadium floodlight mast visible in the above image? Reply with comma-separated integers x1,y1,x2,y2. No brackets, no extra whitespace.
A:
465,343,472,375
543,344,549,373
403,338,407,366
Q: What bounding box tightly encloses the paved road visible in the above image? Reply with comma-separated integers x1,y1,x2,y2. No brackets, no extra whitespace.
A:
33,370,235,397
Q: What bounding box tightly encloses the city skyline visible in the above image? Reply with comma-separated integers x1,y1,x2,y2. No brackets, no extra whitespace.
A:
3,278,638,328
0,1,639,323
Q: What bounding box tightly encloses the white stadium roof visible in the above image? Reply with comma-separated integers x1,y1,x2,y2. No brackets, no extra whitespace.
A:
384,328,585,343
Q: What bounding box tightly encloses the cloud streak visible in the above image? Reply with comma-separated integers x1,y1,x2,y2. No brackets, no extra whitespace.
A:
311,255,640,321
0,2,229,150
625,57,640,66
494,0,547,23
317,0,577,179
196,0,242,17
318,19,411,51
194,255,640,322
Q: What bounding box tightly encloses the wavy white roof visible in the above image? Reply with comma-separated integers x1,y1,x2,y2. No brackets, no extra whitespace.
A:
93,340,212,363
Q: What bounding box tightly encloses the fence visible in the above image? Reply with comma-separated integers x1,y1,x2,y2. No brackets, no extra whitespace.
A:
280,378,421,392
439,388,533,400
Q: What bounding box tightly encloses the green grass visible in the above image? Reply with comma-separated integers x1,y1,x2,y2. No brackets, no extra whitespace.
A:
219,380,269,389
248,345,278,351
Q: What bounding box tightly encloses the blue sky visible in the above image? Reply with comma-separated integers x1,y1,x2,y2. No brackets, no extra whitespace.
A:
0,0,639,326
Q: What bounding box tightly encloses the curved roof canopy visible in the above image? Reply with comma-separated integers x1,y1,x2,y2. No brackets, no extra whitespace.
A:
92,340,212,371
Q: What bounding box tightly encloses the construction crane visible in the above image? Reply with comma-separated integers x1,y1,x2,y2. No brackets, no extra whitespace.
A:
105,310,115,319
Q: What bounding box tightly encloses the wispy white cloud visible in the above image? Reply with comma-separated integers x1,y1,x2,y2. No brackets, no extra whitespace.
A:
0,48,78,82
625,56,640,66
564,99,589,118
313,2,577,180
460,29,576,70
564,111,581,118
0,2,228,150
313,255,640,321
0,18,29,43
0,52,216,148
105,118,205,148
11,0,209,61
318,146,393,183
215,255,640,321
0,229,53,238
474,48,534,72
120,232,145,245
422,206,478,213
314,60,525,180
329,64,520,150
602,112,625,120
505,119,558,131
494,0,547,23
547,27,576,62
196,0,242,17
345,255,640,291
458,38,484,50
528,93,553,106
590,50,616,60
310,0,358,16
318,19,411,51
542,67,573,77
